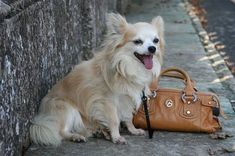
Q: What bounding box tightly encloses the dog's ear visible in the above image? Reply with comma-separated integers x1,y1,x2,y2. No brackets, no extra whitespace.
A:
106,13,128,35
151,16,164,39
152,16,165,64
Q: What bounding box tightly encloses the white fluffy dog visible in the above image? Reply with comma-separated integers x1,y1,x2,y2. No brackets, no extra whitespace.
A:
30,13,164,145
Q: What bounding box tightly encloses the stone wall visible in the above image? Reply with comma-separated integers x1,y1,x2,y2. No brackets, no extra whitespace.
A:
0,0,130,155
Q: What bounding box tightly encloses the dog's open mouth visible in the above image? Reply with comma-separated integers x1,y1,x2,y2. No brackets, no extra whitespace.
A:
134,52,153,70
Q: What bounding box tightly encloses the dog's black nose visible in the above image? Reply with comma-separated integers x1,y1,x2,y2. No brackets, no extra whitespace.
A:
148,46,156,54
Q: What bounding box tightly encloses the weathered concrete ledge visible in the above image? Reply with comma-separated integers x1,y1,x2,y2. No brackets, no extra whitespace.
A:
25,0,235,155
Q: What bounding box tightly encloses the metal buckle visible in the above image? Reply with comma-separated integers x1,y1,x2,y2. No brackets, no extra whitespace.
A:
181,93,197,103
212,95,219,107
151,91,157,98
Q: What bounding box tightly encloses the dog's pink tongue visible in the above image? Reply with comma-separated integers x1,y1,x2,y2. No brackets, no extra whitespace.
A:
143,55,153,70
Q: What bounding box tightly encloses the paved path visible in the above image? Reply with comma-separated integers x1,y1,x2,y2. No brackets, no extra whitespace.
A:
202,0,235,75
26,0,235,155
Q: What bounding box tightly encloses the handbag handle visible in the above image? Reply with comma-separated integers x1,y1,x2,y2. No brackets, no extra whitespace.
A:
149,72,191,90
161,70,196,89
150,69,196,91
160,67,196,98
162,72,187,80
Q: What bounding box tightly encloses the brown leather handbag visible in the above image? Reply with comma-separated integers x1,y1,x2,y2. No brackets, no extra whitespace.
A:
133,67,222,134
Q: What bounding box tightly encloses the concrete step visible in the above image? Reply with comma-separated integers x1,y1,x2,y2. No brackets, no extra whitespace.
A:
26,0,235,155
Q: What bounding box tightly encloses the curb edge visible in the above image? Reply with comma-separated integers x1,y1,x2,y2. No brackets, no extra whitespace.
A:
183,0,235,111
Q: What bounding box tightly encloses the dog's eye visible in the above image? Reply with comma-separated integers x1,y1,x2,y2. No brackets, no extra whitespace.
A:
153,38,159,44
133,39,143,45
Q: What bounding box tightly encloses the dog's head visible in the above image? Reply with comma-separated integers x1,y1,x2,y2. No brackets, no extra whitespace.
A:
104,13,164,72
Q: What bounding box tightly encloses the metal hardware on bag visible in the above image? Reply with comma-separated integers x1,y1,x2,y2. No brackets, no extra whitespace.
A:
186,110,191,115
212,95,220,116
187,101,191,104
143,91,154,111
151,91,157,98
142,91,156,111
212,95,219,107
181,93,197,103
165,99,173,108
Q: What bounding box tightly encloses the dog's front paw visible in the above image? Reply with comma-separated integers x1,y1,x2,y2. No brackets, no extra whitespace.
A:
129,128,145,136
112,136,127,144
71,134,87,143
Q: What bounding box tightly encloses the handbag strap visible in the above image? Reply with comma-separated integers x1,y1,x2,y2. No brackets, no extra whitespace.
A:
142,90,153,139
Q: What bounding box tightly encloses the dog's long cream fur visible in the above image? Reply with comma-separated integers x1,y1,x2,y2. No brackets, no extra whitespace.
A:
30,13,164,145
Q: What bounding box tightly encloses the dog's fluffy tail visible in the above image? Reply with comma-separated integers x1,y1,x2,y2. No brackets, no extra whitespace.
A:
30,115,62,146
